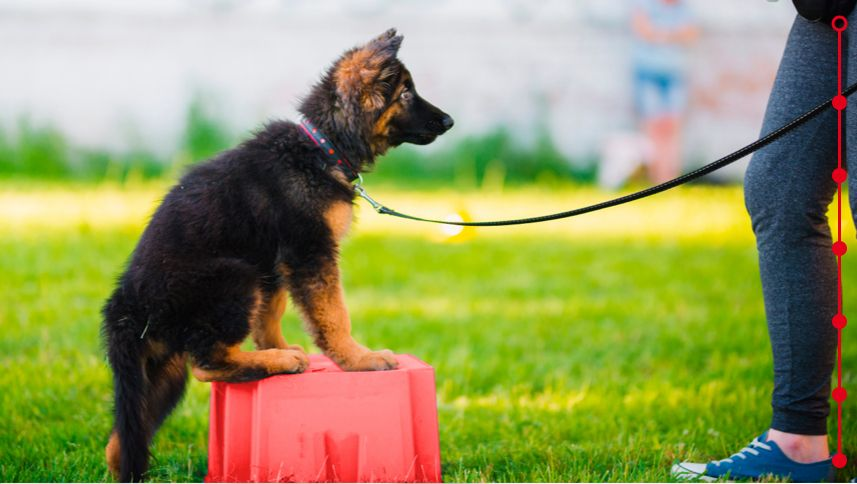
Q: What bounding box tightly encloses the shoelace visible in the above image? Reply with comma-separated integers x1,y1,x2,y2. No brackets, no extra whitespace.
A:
712,437,773,466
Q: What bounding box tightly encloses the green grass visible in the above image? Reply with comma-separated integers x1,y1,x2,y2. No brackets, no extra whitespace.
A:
0,184,854,482
0,97,593,186
0,95,234,183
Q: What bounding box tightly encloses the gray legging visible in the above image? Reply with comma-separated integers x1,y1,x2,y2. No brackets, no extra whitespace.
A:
745,12,854,435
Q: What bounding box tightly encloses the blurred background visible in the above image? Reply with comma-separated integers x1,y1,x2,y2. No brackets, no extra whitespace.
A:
3,1,855,482
0,0,796,185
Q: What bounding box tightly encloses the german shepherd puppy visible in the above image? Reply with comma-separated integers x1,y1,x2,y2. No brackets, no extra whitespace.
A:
102,29,453,482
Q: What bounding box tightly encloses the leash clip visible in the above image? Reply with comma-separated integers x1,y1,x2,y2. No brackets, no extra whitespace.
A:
354,174,384,213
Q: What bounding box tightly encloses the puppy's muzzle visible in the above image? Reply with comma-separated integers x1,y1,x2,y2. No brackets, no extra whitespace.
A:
427,114,454,134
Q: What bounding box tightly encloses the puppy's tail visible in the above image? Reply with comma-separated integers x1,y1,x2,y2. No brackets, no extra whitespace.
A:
104,300,150,482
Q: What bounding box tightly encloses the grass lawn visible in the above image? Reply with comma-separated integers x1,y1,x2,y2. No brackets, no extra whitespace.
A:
0,182,854,482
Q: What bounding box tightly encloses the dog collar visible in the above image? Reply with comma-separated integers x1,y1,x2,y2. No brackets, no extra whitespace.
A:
299,119,359,182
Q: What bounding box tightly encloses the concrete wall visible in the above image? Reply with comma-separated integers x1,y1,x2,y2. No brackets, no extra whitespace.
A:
0,0,799,177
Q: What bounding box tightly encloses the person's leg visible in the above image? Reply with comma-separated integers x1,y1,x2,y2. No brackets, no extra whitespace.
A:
673,14,846,482
636,68,676,183
745,14,840,462
646,115,681,183
650,70,687,184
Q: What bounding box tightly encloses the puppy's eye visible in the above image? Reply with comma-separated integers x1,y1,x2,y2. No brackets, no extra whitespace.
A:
400,89,413,101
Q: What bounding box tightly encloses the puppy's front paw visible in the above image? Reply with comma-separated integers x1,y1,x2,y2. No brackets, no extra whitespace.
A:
278,348,309,374
341,349,399,371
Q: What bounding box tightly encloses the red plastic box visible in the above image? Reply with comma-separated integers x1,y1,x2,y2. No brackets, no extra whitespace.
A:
204,354,442,482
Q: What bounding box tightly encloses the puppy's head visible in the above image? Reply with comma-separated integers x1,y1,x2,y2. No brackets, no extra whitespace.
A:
300,29,453,161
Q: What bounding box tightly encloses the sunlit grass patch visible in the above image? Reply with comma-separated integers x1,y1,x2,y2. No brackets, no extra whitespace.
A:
0,183,854,482
6,182,852,245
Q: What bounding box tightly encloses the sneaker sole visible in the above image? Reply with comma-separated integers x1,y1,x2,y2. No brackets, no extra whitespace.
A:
671,462,718,482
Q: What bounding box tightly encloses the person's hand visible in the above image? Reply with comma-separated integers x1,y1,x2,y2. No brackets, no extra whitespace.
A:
792,0,857,22
632,11,667,43
632,10,699,44
668,25,700,44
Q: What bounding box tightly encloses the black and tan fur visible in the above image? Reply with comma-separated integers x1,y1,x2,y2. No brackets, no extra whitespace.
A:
102,29,453,482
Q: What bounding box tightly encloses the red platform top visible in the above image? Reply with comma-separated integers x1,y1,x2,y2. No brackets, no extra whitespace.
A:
300,353,432,374
205,353,442,483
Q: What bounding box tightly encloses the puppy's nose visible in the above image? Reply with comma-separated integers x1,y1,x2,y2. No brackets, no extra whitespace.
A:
441,115,454,131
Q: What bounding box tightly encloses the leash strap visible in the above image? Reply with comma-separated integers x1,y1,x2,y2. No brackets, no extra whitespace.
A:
355,81,857,227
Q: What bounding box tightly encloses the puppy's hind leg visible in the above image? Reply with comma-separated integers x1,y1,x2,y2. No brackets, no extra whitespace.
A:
185,259,309,383
190,343,308,382
106,349,188,479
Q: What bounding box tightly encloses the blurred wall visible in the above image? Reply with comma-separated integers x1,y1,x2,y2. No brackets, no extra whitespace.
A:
0,0,798,177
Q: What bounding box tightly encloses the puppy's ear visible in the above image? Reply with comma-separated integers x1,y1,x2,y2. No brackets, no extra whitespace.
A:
365,28,403,62
334,28,403,111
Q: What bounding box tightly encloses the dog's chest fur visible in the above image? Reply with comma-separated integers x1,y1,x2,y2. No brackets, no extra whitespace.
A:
324,201,353,242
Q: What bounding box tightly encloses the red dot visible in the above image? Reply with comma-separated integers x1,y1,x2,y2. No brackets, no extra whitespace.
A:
328,149,335,155
833,313,848,329
832,453,847,469
833,15,848,32
312,128,317,133
833,95,848,111
833,241,848,256
833,168,848,183
833,387,847,403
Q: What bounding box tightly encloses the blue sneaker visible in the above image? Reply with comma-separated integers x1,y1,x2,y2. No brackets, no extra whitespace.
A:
671,432,834,482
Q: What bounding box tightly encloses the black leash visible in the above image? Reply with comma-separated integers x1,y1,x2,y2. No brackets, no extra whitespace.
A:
355,82,857,227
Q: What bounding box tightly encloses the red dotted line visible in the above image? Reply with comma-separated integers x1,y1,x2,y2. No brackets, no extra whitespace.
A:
831,14,848,471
